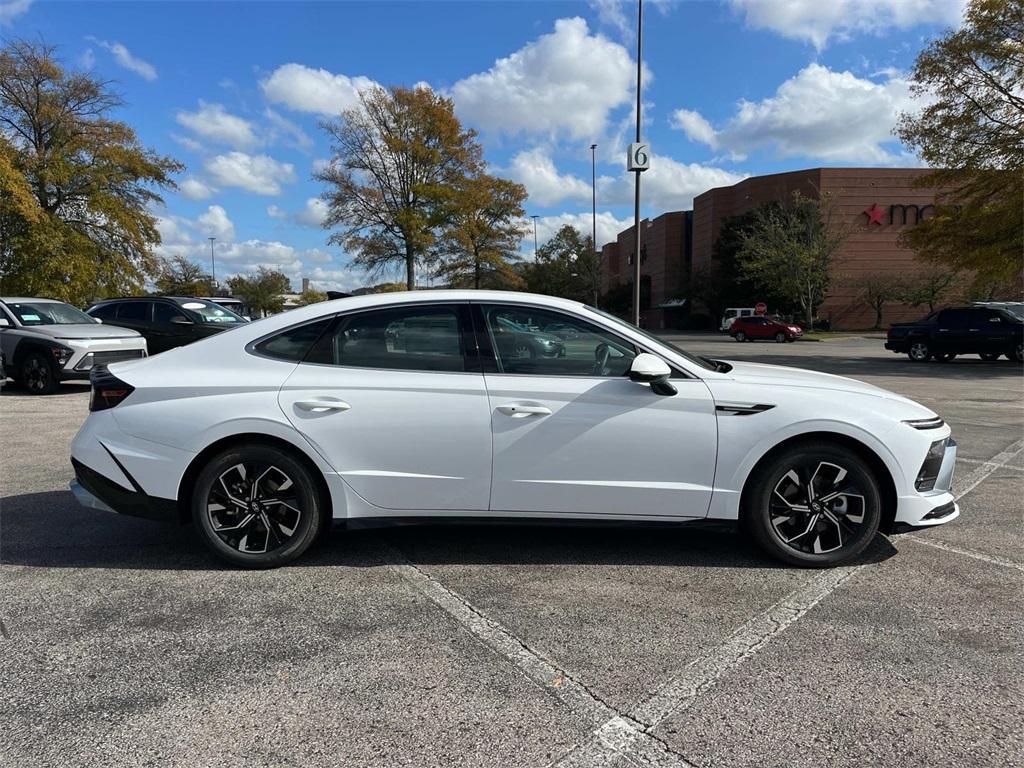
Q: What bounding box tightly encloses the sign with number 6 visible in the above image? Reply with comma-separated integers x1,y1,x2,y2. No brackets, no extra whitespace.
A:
627,142,650,172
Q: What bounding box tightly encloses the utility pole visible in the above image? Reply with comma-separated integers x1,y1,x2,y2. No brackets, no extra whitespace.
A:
531,215,540,257
631,0,644,327
590,143,599,307
208,237,217,293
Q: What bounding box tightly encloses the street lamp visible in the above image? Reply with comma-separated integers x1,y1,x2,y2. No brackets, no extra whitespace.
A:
208,237,217,292
590,143,599,307
531,215,540,257
631,0,644,327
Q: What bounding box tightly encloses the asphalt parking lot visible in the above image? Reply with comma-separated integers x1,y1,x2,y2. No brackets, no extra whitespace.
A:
1,333,1022,768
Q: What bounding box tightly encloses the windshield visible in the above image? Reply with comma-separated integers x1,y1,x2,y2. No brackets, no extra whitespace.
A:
178,300,246,324
5,301,95,326
584,306,717,371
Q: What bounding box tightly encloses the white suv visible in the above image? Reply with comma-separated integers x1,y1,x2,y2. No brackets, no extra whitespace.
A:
0,297,147,394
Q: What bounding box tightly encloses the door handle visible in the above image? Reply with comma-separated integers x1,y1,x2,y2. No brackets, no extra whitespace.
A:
496,404,552,418
295,399,351,413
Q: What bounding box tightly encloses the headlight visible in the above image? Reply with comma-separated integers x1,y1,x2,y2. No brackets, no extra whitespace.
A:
904,416,945,430
50,345,73,367
916,438,948,491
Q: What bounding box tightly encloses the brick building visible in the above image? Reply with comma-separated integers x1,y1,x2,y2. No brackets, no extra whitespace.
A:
600,167,944,330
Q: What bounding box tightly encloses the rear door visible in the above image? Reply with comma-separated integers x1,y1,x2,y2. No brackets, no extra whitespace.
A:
973,308,1014,356
277,302,493,512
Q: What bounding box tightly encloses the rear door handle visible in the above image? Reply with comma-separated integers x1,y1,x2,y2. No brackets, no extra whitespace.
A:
295,399,351,413
496,404,552,418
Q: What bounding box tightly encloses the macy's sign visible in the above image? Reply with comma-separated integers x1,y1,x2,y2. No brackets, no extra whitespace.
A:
862,203,936,226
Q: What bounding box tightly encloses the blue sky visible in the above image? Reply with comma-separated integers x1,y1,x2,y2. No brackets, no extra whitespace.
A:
1,0,965,291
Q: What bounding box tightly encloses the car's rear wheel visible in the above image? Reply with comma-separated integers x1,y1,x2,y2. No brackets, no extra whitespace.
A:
192,445,324,568
932,352,956,362
513,342,536,359
20,351,59,395
743,442,881,567
774,332,786,343
735,331,747,342
1012,341,1023,363
979,352,1001,361
907,342,930,362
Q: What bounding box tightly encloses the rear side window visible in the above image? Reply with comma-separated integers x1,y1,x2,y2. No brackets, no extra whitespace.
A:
308,305,468,372
937,309,969,329
253,318,334,362
116,301,149,321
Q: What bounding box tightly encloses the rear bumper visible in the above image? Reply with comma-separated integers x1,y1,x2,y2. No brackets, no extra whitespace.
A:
70,457,178,522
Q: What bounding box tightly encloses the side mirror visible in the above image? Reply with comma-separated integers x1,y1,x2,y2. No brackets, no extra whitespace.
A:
93,317,102,324
629,353,677,396
170,316,192,325
0,318,9,328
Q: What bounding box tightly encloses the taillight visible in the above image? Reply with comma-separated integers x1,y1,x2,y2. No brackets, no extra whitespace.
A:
89,365,135,411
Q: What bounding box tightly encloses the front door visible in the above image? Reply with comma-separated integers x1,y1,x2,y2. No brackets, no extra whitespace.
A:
151,301,196,353
278,303,493,512
478,303,718,518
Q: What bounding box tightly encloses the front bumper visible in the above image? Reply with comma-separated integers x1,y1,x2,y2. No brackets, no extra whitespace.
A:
59,341,148,380
895,438,959,528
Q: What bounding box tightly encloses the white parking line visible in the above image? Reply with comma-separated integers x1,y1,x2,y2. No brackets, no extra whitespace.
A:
551,564,865,767
905,537,1024,573
952,438,1024,498
374,539,696,767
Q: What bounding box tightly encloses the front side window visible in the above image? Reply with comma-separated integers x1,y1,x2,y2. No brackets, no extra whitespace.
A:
154,302,189,323
308,305,468,372
6,301,94,326
116,301,149,321
481,304,636,377
88,303,118,320
176,300,245,324
937,309,969,329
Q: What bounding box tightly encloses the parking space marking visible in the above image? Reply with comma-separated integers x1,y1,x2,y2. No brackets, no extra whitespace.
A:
905,537,1024,573
551,564,865,768
952,438,1024,498
373,539,696,767
955,456,1024,473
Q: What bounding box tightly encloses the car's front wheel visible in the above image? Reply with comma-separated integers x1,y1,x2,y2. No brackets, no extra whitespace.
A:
20,351,59,395
192,445,325,568
774,332,786,343
734,331,747,342
1012,341,1023,363
743,442,881,567
907,341,930,362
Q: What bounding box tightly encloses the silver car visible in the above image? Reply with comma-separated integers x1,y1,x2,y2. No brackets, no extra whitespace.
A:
0,297,148,395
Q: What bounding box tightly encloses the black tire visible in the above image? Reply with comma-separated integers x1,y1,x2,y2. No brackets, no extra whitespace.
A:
192,445,325,568
774,332,786,343
735,331,747,342
513,341,536,359
979,353,1001,362
907,341,930,362
1012,341,1023,363
742,441,881,567
932,352,956,363
20,351,59,395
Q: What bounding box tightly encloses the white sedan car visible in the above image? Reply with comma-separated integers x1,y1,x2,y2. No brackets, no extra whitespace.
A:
70,291,958,568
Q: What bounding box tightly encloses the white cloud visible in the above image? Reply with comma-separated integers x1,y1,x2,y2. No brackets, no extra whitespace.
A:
204,152,296,196
266,197,328,228
589,0,633,40
179,177,214,200
451,17,640,139
197,205,235,242
264,108,314,152
176,101,260,150
730,0,966,50
524,211,633,254
261,63,377,115
0,0,33,26
670,64,918,164
86,37,157,81
78,47,96,70
669,108,717,147
506,148,593,207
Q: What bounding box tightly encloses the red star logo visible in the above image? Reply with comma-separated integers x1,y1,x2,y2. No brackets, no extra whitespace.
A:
863,203,886,225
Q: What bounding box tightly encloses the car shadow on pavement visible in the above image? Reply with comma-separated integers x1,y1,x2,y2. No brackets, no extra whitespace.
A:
0,490,898,572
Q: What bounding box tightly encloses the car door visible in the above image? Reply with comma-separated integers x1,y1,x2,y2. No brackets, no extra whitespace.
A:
935,309,972,352
972,308,1012,355
277,302,493,512
111,300,153,344
477,303,718,518
151,300,197,353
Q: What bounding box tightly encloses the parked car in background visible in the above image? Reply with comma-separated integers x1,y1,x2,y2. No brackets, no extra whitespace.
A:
720,307,756,331
87,297,248,354
491,314,565,359
730,315,804,343
886,306,1024,362
0,297,147,394
200,296,251,320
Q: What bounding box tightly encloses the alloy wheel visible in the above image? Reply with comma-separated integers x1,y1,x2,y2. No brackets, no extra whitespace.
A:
735,332,746,342
769,460,867,555
908,342,930,361
775,332,786,343
513,343,534,359
23,355,52,393
206,462,303,554
1015,342,1023,362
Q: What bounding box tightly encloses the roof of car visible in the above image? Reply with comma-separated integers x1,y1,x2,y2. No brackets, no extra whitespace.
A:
0,297,65,304
92,296,199,303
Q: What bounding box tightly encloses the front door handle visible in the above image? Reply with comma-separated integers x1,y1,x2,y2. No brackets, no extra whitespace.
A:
295,399,351,413
496,404,552,418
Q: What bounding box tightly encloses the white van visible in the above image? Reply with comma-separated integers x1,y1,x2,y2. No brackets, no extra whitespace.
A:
720,307,756,332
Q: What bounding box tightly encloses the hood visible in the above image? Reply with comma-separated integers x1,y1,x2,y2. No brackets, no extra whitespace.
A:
23,323,141,340
723,360,920,406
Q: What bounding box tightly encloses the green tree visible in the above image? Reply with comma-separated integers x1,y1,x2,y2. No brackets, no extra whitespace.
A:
897,268,959,313
851,275,904,329
155,255,212,296
0,40,182,304
227,268,291,316
706,207,795,315
896,0,1023,289
434,173,528,289
295,287,328,306
523,225,600,304
318,85,482,290
735,192,847,326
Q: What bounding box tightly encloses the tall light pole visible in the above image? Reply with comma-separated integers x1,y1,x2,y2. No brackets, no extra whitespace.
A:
590,143,599,307
208,237,217,293
631,0,644,327
531,215,540,257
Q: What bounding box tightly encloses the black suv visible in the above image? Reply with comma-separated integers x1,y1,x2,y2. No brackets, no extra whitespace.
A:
885,306,1024,363
87,297,248,354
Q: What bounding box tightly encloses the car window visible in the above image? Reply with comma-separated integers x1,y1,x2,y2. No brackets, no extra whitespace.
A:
116,301,149,321
153,302,187,323
89,303,118,320
972,309,1002,325
937,309,970,329
5,301,94,325
482,304,636,377
308,305,467,372
177,299,246,324
253,318,334,362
